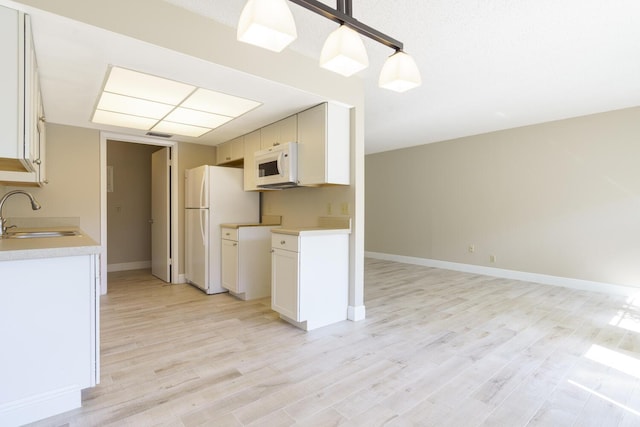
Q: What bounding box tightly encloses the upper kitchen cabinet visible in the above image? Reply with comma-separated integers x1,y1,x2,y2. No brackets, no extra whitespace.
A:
261,115,297,149
216,136,244,166
297,103,350,186
0,7,46,186
243,129,261,191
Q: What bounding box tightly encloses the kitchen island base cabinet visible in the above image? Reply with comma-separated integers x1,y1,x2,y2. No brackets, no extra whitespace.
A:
221,225,277,300
271,232,349,331
0,254,99,427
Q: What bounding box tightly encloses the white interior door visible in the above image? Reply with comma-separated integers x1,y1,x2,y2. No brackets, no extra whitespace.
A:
151,147,170,282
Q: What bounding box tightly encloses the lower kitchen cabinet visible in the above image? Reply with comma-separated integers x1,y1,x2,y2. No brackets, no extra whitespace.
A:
0,254,99,426
221,225,277,300
271,230,349,331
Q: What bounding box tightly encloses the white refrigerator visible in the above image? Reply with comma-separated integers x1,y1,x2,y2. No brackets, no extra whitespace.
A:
185,165,259,294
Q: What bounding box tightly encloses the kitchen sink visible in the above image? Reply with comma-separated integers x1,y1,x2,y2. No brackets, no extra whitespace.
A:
3,230,81,239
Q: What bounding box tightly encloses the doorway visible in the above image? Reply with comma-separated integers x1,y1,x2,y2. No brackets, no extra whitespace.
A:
106,141,164,275
100,132,178,294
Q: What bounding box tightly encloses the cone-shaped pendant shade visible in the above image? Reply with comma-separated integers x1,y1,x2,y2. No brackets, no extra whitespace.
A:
237,0,297,52
319,25,369,77
379,51,421,92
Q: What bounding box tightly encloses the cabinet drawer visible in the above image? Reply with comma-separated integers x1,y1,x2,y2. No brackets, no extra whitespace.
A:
221,227,238,241
272,233,299,252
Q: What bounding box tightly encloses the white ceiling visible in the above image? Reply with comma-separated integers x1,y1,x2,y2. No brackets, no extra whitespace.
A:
10,0,640,154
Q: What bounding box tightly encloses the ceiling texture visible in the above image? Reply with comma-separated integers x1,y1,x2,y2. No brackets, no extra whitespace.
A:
15,0,640,154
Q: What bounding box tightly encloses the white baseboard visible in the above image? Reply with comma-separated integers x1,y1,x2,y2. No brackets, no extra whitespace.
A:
365,251,639,297
348,305,366,321
176,273,186,284
0,385,80,427
107,261,151,272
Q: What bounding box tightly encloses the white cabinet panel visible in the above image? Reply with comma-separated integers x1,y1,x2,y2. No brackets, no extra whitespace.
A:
216,136,244,165
0,9,46,186
297,102,350,186
0,254,99,426
271,246,299,320
0,5,20,164
270,232,349,330
243,130,261,191
261,115,297,149
221,237,239,293
222,225,275,300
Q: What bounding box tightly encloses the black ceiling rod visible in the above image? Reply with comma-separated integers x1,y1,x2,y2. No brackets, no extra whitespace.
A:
288,0,403,51
343,0,352,16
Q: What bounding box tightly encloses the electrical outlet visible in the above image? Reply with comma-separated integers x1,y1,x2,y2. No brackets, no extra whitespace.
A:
341,203,349,215
468,245,475,253
490,255,496,263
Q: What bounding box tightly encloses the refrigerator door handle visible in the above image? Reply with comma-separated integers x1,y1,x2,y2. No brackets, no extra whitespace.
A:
200,209,207,245
199,169,207,208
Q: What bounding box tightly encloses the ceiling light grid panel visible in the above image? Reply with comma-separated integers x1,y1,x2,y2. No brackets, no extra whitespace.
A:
91,66,262,137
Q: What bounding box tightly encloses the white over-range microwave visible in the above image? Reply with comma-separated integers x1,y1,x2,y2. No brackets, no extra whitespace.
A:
255,142,298,189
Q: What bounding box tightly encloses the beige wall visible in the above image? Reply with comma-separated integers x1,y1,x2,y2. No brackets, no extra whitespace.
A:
366,107,640,288
106,141,161,266
4,124,101,241
176,141,217,276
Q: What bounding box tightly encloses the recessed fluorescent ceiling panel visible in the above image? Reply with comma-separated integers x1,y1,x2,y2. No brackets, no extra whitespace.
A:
92,66,262,138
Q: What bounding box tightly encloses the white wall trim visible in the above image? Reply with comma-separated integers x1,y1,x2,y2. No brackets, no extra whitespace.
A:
348,305,366,321
365,251,640,297
177,273,186,284
0,385,80,427
107,261,152,272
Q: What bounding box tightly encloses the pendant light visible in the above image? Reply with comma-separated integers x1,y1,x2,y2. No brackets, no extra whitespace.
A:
379,51,422,92
319,25,369,77
237,0,421,92
237,0,297,52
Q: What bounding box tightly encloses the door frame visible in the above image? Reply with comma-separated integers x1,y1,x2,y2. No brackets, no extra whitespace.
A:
99,132,179,294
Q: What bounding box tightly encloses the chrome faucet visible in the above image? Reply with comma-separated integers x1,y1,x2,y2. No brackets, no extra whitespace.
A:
0,190,42,236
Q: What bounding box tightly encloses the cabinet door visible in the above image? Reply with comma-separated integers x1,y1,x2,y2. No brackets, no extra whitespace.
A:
35,98,46,183
0,11,46,185
271,247,300,321
243,129,261,191
279,115,297,145
221,239,239,293
0,255,96,413
23,15,38,170
0,5,20,164
260,121,279,149
261,115,297,149
297,103,326,186
297,102,349,186
216,141,232,165
230,136,244,161
217,137,245,165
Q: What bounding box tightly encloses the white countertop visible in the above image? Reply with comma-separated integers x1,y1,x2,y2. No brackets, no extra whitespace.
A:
220,215,282,229
271,216,352,236
0,227,101,261
220,222,281,229
272,227,351,236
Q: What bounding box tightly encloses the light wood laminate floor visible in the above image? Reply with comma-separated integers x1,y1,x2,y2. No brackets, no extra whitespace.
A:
28,259,640,426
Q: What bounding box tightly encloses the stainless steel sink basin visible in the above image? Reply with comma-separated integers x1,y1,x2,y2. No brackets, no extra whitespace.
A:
4,230,81,239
